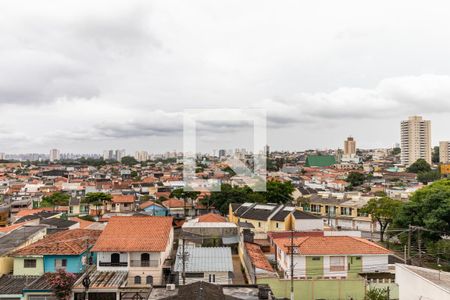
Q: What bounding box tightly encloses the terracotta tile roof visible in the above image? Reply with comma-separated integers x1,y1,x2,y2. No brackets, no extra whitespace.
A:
139,200,163,210
13,229,101,256
111,195,135,204
245,243,274,272
91,216,173,252
273,236,391,255
198,213,226,223
162,198,185,208
69,217,94,229
15,208,52,218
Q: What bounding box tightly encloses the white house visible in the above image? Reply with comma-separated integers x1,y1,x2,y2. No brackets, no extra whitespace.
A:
273,236,390,279
92,216,174,286
173,247,233,285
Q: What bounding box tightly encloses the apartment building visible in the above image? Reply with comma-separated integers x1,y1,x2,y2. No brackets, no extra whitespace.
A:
439,141,450,163
344,136,356,156
400,116,431,166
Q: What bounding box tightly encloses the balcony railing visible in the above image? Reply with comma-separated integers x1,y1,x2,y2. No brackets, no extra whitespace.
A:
99,261,128,267
130,260,159,267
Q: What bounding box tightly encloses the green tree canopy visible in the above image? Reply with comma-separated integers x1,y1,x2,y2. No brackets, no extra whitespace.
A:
41,192,70,208
407,158,432,173
202,181,295,214
391,147,401,156
170,188,200,200
432,146,440,164
84,192,112,205
346,172,366,187
361,196,402,242
394,179,450,240
121,156,138,166
417,170,441,184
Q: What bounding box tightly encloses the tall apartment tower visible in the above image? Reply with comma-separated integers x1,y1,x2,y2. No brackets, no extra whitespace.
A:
400,116,431,166
440,141,450,164
49,149,60,162
344,137,356,156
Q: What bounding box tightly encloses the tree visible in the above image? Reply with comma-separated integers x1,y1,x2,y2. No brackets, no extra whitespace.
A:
361,197,402,242
170,188,200,200
264,181,295,203
394,179,450,241
84,192,112,217
417,170,441,184
121,156,138,166
40,192,70,209
391,147,401,156
346,172,365,187
407,159,432,173
432,146,440,164
46,269,77,300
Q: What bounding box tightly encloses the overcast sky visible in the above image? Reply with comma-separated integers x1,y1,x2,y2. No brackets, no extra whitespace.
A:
1,0,450,154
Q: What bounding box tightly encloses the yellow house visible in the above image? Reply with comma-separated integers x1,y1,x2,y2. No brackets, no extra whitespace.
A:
229,203,294,233
0,225,46,275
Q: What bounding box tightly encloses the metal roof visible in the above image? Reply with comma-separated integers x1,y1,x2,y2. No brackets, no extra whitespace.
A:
0,226,47,256
174,247,233,273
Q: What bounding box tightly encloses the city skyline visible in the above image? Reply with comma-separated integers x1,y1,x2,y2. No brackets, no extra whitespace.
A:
1,1,450,153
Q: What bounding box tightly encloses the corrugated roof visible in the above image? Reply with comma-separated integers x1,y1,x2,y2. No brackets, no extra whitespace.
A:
174,247,233,273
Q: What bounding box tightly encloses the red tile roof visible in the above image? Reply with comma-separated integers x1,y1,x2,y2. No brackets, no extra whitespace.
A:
15,208,52,218
14,229,101,256
91,216,173,252
273,236,391,255
111,195,135,204
139,200,164,210
245,243,274,272
162,198,185,208
198,213,226,223
69,217,94,229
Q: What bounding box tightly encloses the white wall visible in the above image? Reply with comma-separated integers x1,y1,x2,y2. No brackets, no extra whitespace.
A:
323,256,348,278
97,252,128,271
396,264,449,300
362,255,388,273
295,219,323,231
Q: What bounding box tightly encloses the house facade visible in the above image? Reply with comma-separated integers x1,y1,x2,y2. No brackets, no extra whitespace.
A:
91,216,174,286
273,236,390,280
174,247,233,285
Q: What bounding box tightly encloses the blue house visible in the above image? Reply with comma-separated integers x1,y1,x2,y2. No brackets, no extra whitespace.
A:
12,229,101,276
139,200,168,216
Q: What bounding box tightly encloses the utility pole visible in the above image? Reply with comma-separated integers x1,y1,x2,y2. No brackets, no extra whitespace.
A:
407,225,412,264
182,235,186,285
418,227,422,267
290,230,294,300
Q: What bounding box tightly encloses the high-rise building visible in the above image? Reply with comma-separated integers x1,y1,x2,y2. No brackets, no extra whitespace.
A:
400,116,431,166
0,153,5,160
218,149,226,158
439,141,450,164
49,149,60,162
344,137,356,156
134,151,149,162
115,149,126,161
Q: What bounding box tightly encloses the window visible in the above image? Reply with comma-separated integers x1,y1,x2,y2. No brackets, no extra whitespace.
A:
312,257,321,261
24,259,36,268
186,273,204,278
111,253,120,264
258,222,261,228
208,274,215,283
146,276,153,285
55,259,67,270
330,256,345,272
134,276,141,284
276,222,279,228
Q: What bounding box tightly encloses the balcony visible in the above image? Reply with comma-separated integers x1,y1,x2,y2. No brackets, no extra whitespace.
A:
99,261,128,267
130,260,160,267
